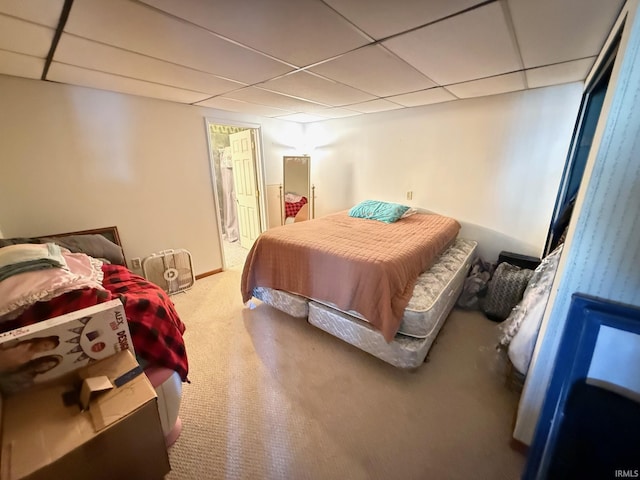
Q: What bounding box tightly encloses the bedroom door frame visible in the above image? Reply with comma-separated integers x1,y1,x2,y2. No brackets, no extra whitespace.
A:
204,117,267,270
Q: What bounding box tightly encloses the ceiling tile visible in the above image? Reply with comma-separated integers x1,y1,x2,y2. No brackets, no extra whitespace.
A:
387,87,457,107
0,14,55,58
0,0,620,119
310,44,435,97
65,0,293,84
48,63,211,104
196,97,295,117
0,50,44,79
447,72,525,99
259,71,376,107
312,107,362,119
222,86,326,112
526,57,596,89
275,113,328,123
54,34,244,95
0,0,65,27
140,0,370,67
509,0,624,68
345,98,404,114
324,0,485,40
383,3,521,85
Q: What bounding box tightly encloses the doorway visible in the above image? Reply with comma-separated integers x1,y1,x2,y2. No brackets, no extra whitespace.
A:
543,35,619,256
205,119,266,270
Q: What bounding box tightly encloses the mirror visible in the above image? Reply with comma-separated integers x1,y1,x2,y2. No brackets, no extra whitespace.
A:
282,156,312,224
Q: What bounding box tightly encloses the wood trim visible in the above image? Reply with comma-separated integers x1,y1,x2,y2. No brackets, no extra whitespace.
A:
195,269,222,280
510,438,529,455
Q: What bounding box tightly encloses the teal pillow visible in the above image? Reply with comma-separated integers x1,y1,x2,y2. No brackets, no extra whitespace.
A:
348,200,410,223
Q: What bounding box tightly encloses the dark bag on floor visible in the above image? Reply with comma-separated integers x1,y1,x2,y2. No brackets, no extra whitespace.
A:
481,262,533,321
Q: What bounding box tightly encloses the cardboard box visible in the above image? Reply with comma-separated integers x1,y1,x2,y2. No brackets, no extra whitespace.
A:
0,350,170,480
0,300,135,395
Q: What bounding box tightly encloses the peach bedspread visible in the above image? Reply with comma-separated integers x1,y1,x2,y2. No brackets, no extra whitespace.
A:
241,211,460,341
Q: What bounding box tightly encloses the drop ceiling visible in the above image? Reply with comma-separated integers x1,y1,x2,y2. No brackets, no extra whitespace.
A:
0,0,625,122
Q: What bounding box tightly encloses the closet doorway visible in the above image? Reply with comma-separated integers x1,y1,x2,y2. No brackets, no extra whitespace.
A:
542,35,618,256
205,119,266,270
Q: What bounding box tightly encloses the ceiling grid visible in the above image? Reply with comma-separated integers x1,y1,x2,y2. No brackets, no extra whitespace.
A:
0,0,626,121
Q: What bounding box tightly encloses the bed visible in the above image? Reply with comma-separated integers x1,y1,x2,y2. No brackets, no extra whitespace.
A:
0,226,187,446
242,207,477,368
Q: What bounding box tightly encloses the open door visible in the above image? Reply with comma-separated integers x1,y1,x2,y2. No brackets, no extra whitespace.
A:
230,129,261,250
542,41,617,256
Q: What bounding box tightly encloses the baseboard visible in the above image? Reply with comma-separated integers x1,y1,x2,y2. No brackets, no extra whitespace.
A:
510,437,529,455
195,268,222,280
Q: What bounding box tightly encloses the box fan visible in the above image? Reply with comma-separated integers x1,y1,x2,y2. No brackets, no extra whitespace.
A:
142,249,195,295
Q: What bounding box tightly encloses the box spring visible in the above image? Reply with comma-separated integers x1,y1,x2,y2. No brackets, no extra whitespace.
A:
308,240,476,368
253,286,308,318
252,239,477,367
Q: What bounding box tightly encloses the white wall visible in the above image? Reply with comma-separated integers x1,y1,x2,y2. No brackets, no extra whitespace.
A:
0,75,297,275
0,74,584,273
304,84,583,261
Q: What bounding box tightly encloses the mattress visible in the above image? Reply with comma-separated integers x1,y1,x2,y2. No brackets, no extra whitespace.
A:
307,239,477,368
253,239,476,337
314,239,477,338
402,238,477,336
308,302,437,369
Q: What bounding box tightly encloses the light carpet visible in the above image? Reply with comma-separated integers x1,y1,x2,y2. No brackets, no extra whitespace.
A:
167,268,525,480
223,240,249,269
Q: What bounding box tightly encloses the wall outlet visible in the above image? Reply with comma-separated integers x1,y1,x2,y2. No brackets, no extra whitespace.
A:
406,191,413,200
131,257,141,269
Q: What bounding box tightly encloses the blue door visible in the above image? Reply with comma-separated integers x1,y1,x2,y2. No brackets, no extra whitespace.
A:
524,294,640,479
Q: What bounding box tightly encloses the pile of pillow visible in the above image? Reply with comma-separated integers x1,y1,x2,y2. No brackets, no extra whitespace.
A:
348,200,417,224
0,244,105,321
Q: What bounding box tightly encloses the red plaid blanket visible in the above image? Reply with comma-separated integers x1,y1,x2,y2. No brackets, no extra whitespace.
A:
0,264,189,381
285,196,307,218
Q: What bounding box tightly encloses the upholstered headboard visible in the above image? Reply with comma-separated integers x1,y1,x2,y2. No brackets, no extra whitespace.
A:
38,226,127,266
0,226,126,266
39,226,122,247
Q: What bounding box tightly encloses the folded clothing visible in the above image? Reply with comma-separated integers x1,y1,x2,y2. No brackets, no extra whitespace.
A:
0,235,125,266
0,260,59,282
0,243,69,282
0,252,105,321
